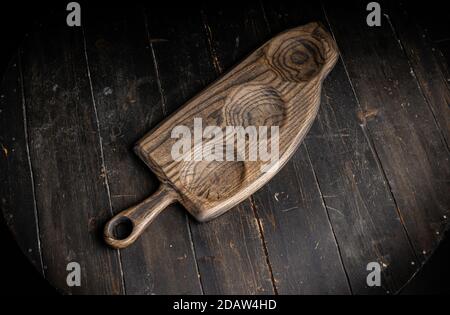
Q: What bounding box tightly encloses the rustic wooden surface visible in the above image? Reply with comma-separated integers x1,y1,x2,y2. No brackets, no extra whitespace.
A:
0,0,449,294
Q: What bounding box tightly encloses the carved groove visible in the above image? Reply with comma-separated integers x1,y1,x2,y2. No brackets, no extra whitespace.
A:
180,159,246,201
223,84,286,128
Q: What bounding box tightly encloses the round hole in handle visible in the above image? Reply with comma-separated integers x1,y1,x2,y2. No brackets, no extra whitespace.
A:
104,184,178,249
107,216,134,241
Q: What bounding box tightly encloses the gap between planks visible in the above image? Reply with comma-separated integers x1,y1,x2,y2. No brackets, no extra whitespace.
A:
200,7,279,294
302,143,353,294
262,0,353,294
320,0,421,273
81,25,127,294
18,51,45,277
383,11,449,153
249,195,278,295
143,6,205,295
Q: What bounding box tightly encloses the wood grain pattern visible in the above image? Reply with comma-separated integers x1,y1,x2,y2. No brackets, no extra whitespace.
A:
82,4,203,294
0,56,44,274
143,5,275,294
105,21,339,248
323,0,450,264
260,0,419,294
201,2,351,294
20,11,124,294
2,1,449,295
385,1,450,148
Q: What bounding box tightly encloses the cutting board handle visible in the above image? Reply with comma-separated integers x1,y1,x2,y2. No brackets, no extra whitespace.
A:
104,184,178,249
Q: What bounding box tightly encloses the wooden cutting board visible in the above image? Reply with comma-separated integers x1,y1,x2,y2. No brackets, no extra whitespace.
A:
104,22,339,248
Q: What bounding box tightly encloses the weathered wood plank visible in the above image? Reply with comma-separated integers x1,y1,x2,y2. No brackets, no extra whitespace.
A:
261,0,419,294
403,1,450,89
436,41,450,81
144,4,274,294
0,56,44,274
82,4,202,294
201,3,351,294
323,0,450,263
396,0,450,44
253,145,353,294
385,1,450,148
20,10,124,294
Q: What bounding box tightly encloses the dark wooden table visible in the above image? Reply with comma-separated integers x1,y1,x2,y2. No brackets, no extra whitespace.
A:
1,0,449,294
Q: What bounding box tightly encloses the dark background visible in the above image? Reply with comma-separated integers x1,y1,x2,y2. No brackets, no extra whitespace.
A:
0,0,448,295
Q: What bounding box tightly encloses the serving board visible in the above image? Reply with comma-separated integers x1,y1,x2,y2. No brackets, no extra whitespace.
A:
104,22,339,248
